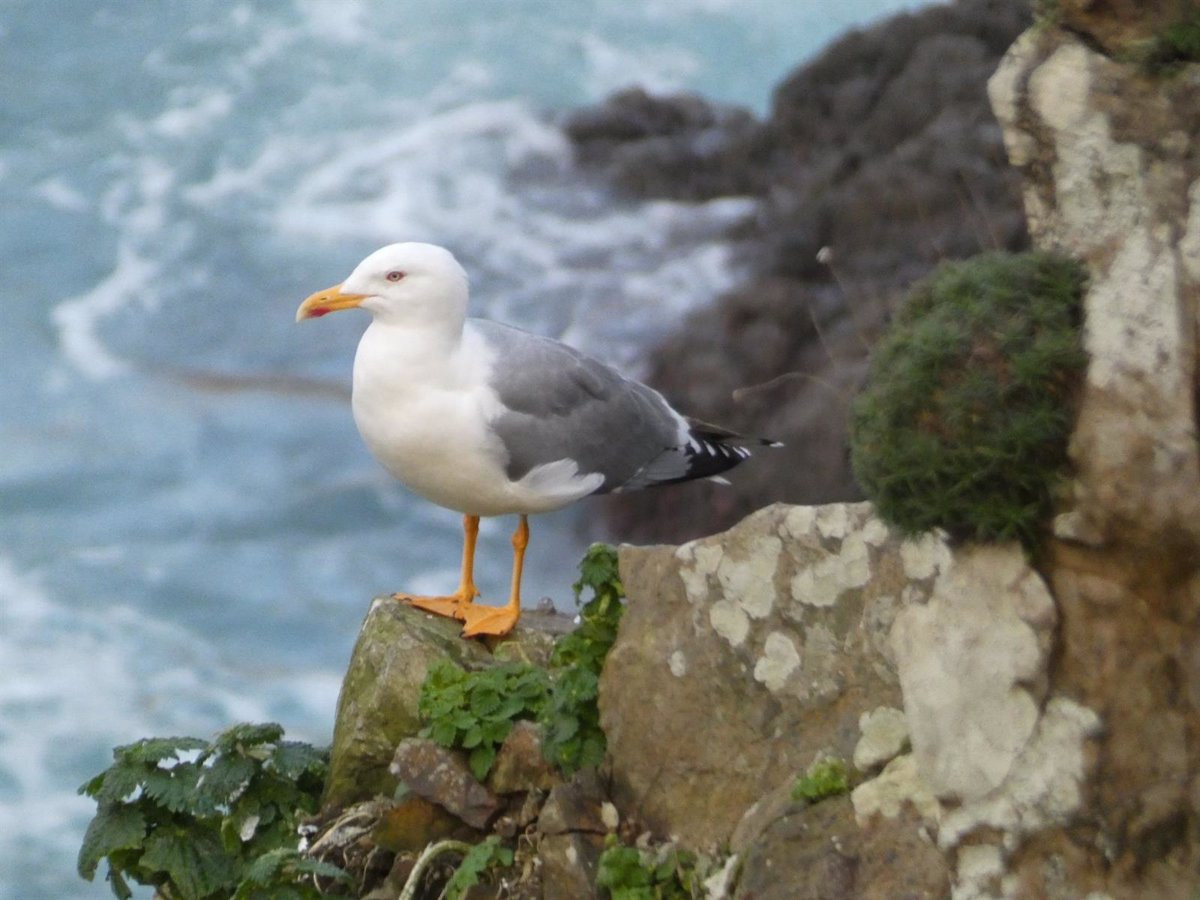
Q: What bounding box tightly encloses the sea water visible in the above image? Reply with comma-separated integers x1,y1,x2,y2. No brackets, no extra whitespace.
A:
0,1,920,895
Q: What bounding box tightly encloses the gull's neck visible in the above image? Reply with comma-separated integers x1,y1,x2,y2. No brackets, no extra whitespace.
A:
353,315,472,395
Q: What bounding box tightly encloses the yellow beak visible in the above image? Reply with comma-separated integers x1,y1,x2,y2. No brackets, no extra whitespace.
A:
295,284,369,321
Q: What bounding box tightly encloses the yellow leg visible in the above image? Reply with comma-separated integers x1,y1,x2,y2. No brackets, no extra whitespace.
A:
460,515,527,638
394,514,480,621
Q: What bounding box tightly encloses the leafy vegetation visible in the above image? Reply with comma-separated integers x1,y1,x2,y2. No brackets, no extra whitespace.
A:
418,543,626,781
1142,11,1200,71
440,835,514,900
791,757,851,804
77,722,346,900
555,542,625,672
418,659,551,781
541,542,625,773
232,848,350,900
595,836,711,900
1029,0,1059,28
849,251,1087,550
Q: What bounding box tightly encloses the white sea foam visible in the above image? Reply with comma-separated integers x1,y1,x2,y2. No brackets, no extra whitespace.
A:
295,0,371,44
33,177,89,211
50,242,155,379
262,98,573,239
0,554,340,896
219,93,756,367
578,33,701,97
0,558,161,881
151,90,235,140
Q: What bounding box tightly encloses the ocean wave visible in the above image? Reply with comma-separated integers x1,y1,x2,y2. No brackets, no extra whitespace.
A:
0,553,339,898
50,242,157,380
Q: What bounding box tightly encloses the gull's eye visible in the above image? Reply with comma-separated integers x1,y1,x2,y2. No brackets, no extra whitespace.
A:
386,270,406,282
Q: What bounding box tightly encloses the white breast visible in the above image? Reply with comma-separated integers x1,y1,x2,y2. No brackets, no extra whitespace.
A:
350,322,597,516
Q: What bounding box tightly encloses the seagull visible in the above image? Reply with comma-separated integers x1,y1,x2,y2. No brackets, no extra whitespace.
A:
296,242,777,637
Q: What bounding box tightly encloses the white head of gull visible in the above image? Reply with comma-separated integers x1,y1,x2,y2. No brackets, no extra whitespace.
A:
297,241,779,637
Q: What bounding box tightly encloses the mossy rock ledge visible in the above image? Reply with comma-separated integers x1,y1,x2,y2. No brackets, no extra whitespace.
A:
850,250,1087,549
322,598,563,810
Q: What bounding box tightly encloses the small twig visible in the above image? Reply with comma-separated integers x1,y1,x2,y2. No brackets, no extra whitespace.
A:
399,839,474,900
956,172,1003,253
732,370,853,406
816,245,879,355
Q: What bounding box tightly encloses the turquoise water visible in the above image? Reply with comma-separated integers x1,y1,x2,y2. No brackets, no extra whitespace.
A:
0,1,920,895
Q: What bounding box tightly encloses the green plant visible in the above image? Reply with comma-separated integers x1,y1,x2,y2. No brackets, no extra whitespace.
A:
420,542,628,782
1141,11,1200,71
419,659,551,781
553,542,625,671
416,544,626,781
595,836,708,900
791,757,851,803
1029,0,1059,28
441,835,515,900
77,722,345,900
849,251,1086,550
395,836,515,900
232,848,350,899
540,543,625,774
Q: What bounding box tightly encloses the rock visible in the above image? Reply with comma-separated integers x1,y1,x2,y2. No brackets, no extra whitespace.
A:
536,771,610,900
491,789,545,840
389,738,500,830
538,832,601,900
536,769,610,838
889,544,1057,802
322,598,561,810
486,720,561,796
563,87,763,201
853,706,910,773
732,793,950,900
989,28,1200,555
601,502,952,849
935,696,1101,848
603,0,1032,545
933,14,1200,896
1056,0,1198,58
729,777,804,855
370,793,461,853
850,754,941,827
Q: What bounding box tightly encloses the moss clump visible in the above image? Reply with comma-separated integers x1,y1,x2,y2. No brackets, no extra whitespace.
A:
1142,12,1200,71
791,757,851,804
1030,0,1060,29
849,251,1087,550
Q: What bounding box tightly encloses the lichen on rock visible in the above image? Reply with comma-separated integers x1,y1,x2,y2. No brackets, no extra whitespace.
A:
889,544,1057,802
601,502,930,850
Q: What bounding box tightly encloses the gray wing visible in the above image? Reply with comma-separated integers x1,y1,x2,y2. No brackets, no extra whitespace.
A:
472,319,694,493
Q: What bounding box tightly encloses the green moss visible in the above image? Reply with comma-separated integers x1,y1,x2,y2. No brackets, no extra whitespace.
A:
791,757,851,804
1144,11,1200,70
1030,0,1060,29
849,251,1087,550
1110,7,1200,73
595,835,712,900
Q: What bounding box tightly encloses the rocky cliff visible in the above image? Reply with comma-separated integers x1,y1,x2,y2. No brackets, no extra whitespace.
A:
583,0,1032,543
599,4,1200,896
303,3,1200,898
